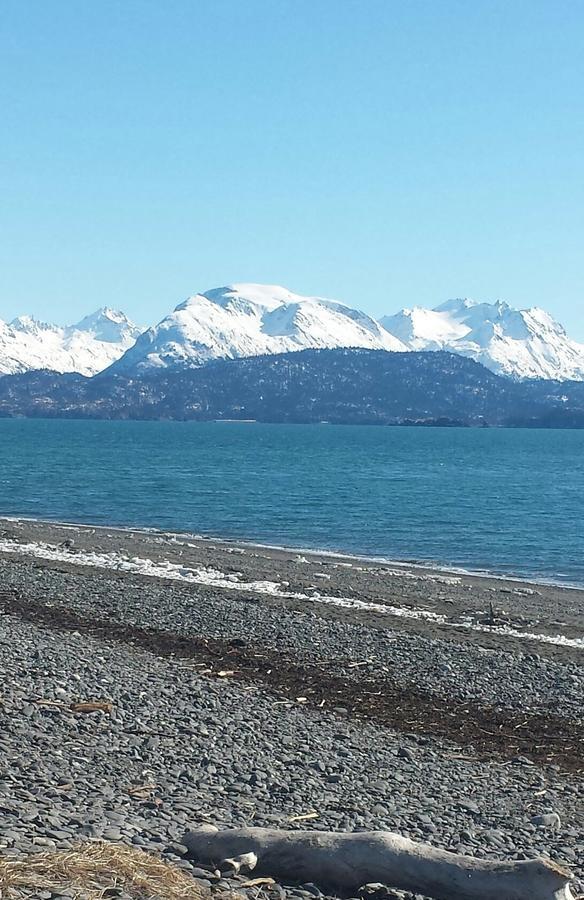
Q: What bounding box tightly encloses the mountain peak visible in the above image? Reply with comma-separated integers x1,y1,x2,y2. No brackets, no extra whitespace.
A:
382,298,584,380
435,298,512,315
70,308,141,344
0,307,142,376
9,314,56,335
91,306,128,320
205,283,299,303
109,282,407,374
435,298,478,313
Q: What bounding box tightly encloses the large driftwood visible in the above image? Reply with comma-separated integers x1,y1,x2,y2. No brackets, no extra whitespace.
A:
183,825,574,900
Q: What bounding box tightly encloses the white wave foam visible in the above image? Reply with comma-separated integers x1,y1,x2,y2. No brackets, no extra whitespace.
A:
0,538,582,651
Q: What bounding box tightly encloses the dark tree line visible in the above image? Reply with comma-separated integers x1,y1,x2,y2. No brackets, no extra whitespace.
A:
0,349,583,427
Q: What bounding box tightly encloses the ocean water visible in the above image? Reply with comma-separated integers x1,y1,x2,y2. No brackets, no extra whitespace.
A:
0,419,583,586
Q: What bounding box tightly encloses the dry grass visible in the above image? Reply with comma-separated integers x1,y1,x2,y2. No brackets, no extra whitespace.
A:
0,841,214,899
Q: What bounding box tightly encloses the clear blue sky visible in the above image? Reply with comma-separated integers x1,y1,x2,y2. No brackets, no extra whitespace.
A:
1,0,583,337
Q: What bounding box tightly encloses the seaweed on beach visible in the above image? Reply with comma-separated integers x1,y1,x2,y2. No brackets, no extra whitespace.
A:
1,589,582,774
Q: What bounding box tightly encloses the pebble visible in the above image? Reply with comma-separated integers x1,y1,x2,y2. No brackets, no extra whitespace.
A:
531,813,561,830
397,748,415,762
103,827,123,841
0,551,581,900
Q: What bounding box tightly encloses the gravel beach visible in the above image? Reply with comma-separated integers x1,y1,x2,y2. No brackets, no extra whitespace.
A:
0,518,582,899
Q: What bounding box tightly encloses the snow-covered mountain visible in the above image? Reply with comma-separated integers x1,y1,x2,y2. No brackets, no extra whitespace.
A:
2,288,582,381
0,308,142,376
381,299,584,380
108,283,407,373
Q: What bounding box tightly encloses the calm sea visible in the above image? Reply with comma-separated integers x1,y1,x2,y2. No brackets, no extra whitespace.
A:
0,419,583,586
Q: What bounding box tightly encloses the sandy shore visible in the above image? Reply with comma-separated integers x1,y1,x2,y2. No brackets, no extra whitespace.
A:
0,516,582,898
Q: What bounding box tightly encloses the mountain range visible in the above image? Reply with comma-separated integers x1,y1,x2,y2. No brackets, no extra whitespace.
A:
381,298,584,381
0,308,142,376
109,284,406,374
1,284,583,382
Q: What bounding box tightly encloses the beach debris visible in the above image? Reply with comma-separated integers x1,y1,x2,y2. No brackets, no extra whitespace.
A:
55,781,74,792
127,782,158,800
0,840,211,900
183,825,576,900
288,812,319,823
34,699,113,715
58,538,75,551
531,813,562,830
70,701,113,714
480,602,511,627
219,851,258,876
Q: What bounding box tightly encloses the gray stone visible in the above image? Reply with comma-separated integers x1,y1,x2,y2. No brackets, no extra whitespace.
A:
531,813,561,829
397,747,415,761
103,827,123,841
0,542,582,897
165,842,189,857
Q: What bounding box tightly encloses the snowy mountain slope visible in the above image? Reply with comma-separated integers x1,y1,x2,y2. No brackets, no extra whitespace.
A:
381,299,584,380
108,283,407,373
0,308,142,376
3,288,582,381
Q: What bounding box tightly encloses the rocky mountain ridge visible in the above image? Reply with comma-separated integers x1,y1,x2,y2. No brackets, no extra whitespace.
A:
2,286,582,382
381,298,584,381
0,307,141,376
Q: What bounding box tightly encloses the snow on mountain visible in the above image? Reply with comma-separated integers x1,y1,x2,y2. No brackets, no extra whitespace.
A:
381,299,584,380
108,283,407,373
3,288,582,381
0,308,142,376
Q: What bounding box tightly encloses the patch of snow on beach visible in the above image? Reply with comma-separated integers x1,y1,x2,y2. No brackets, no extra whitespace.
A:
0,538,582,651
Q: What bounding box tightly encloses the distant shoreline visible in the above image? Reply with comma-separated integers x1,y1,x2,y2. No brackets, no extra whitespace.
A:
3,414,584,429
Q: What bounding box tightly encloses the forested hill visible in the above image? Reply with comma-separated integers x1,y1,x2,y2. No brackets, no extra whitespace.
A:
0,349,583,427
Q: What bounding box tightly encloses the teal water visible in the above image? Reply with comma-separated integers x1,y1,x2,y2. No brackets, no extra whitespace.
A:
0,420,583,585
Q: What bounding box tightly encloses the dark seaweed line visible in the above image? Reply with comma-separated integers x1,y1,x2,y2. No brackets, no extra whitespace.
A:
1,588,582,773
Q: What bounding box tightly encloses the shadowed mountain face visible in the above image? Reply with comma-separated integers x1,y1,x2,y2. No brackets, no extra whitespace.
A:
1,348,583,427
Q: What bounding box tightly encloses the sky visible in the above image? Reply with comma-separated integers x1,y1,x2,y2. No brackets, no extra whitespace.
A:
1,0,583,338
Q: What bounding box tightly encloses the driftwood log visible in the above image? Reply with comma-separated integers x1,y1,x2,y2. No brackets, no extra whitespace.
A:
183,825,575,900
